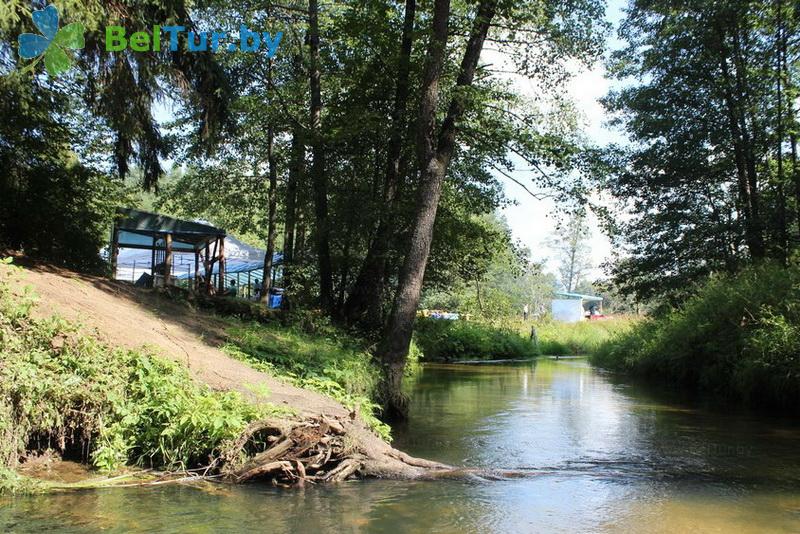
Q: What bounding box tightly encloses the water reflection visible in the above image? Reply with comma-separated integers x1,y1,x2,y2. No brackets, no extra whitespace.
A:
2,358,799,533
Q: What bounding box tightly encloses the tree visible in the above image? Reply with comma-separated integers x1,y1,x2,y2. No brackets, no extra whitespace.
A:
603,0,800,304
376,0,608,418
420,213,556,321
307,0,334,311
548,211,592,292
343,0,417,328
377,0,499,419
0,68,129,269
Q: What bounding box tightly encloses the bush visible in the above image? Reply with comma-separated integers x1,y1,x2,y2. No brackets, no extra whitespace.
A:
532,318,634,356
0,75,131,271
0,260,282,476
414,318,538,361
221,322,391,440
591,263,800,411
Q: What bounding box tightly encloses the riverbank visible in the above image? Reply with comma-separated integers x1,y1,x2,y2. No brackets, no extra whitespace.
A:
412,315,635,363
413,317,537,362
0,264,279,491
524,318,634,356
591,263,800,413
0,260,445,493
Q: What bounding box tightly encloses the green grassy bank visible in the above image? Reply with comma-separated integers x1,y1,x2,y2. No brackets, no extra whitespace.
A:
413,317,538,361
0,260,396,493
0,263,286,493
524,318,634,356
412,316,635,362
221,314,396,440
591,264,800,412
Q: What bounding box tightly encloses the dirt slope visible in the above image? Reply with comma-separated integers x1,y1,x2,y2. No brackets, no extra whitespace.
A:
16,263,347,418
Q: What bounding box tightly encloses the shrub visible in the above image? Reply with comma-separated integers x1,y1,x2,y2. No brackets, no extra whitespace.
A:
532,318,634,356
591,263,800,411
222,322,391,440
414,318,537,361
0,260,282,476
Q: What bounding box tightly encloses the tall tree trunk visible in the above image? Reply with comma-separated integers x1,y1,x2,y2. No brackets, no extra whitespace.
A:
777,2,800,237
774,0,788,263
283,123,303,289
792,132,800,235
715,19,765,259
344,0,417,328
295,215,307,261
261,123,279,302
282,52,306,291
475,278,484,314
377,0,498,420
261,44,279,302
309,0,334,311
731,26,765,258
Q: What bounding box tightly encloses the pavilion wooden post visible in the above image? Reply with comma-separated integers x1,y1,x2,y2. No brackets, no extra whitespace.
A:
110,223,119,279
217,236,226,293
194,250,200,291
164,233,173,287
151,234,157,287
204,239,216,294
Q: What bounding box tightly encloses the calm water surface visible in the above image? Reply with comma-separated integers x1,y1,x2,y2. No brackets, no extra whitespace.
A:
2,358,800,533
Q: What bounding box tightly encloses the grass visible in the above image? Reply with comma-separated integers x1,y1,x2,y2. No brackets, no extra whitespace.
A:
221,315,393,440
529,318,636,356
413,317,538,361
0,467,44,495
591,263,800,412
0,259,287,492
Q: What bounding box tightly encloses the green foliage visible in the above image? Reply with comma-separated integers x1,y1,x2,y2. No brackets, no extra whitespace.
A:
0,261,281,476
531,318,635,356
547,210,592,293
422,212,557,321
0,73,131,270
0,466,44,495
603,0,800,304
414,318,538,362
591,264,800,411
92,354,281,472
221,321,391,440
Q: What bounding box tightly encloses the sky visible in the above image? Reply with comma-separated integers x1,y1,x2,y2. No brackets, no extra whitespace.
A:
495,0,628,281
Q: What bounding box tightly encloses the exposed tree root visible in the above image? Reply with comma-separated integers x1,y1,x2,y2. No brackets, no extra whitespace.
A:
216,415,454,486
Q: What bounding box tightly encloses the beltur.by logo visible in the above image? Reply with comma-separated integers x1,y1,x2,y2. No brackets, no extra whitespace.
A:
105,25,282,56
18,4,85,77
17,3,282,78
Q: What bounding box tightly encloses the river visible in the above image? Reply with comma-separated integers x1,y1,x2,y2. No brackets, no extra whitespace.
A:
2,358,799,533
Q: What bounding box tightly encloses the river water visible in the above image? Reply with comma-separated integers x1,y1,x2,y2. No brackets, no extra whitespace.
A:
2,358,800,533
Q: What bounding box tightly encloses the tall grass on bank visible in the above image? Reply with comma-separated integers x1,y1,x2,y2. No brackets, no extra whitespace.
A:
413,318,538,361
221,317,394,440
532,318,635,356
591,263,800,412
0,260,284,491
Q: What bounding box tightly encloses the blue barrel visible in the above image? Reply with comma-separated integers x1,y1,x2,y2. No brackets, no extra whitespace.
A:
268,293,283,309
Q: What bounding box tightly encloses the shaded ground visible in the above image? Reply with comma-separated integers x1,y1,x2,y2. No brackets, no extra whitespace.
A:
16,262,347,419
